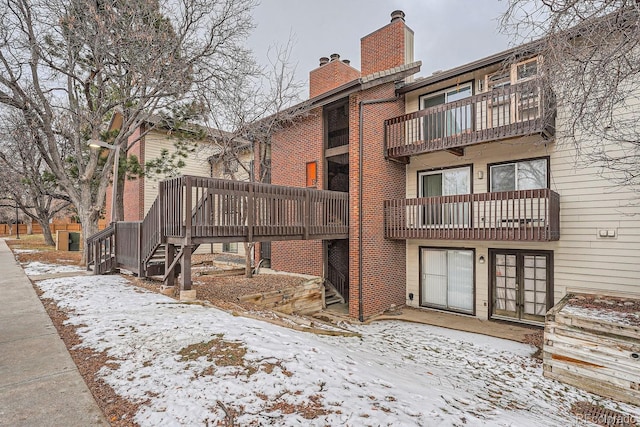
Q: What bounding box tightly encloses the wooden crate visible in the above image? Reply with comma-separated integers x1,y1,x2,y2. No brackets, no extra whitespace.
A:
543,294,640,405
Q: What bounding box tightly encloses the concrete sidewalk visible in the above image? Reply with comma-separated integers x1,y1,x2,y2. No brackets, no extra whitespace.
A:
0,239,106,426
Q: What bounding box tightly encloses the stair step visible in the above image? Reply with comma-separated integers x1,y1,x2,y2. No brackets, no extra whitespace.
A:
325,296,344,305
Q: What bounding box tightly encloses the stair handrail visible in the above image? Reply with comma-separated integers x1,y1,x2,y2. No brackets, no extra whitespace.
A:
326,262,347,300
141,197,162,264
86,223,116,274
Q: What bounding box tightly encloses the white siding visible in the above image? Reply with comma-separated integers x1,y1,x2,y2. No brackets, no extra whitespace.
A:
208,150,254,257
142,130,211,215
402,122,640,319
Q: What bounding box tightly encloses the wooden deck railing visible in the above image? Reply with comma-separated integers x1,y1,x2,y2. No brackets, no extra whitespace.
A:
114,222,142,274
384,189,560,241
159,176,349,242
86,223,116,274
385,80,555,159
141,198,161,264
88,175,349,277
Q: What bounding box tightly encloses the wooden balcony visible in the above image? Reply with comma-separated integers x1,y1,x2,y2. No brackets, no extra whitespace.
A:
162,176,349,244
385,80,555,159
384,189,560,241
88,176,349,277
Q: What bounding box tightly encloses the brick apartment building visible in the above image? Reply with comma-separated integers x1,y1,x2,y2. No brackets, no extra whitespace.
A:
263,10,640,325
267,11,420,320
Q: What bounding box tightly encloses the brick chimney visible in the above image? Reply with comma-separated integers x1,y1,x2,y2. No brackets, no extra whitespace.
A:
309,53,361,99
360,10,414,76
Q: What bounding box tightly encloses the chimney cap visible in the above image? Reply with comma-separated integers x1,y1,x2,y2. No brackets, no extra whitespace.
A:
391,10,405,22
330,53,340,61
319,57,329,66
342,59,351,65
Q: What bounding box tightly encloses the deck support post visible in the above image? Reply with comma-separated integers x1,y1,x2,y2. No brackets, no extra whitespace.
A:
164,244,176,287
180,245,192,291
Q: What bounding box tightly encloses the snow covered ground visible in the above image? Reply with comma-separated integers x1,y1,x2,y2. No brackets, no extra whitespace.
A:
23,261,85,276
36,273,640,426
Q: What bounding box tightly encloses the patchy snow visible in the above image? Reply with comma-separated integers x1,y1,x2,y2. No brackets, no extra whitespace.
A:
23,261,85,276
12,249,37,254
37,275,640,426
562,303,640,327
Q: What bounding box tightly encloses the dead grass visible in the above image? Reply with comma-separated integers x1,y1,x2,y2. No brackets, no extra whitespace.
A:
522,329,544,360
178,334,247,368
7,234,82,266
34,285,142,427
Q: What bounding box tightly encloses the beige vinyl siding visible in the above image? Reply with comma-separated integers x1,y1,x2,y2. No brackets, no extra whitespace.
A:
403,126,640,319
143,130,211,215
208,150,254,257
143,130,212,256
208,242,248,257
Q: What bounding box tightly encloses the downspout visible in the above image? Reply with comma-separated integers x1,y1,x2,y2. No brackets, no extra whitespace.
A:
358,96,399,322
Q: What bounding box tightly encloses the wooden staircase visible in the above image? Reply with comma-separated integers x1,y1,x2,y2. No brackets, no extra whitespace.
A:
87,175,350,291
324,261,348,306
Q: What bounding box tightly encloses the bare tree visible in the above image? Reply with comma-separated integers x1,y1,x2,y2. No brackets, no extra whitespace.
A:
0,114,71,245
0,0,258,262
200,41,310,277
502,1,640,192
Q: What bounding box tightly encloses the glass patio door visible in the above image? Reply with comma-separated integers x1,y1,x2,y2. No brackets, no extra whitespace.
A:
491,250,552,324
419,167,470,227
421,248,474,314
422,84,472,140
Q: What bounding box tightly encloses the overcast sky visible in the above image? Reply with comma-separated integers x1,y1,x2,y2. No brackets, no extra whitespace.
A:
247,0,513,97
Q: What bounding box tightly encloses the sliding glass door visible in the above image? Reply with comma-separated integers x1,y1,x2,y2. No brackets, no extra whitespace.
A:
420,248,474,314
421,84,472,140
419,167,471,227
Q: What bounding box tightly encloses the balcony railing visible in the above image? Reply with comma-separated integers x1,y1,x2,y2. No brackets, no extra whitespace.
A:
385,80,555,159
384,189,560,241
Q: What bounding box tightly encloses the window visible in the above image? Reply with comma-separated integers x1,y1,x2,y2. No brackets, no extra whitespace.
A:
306,161,317,187
421,248,474,314
420,83,473,140
223,158,239,176
222,242,238,253
516,59,538,81
419,166,471,226
489,158,548,192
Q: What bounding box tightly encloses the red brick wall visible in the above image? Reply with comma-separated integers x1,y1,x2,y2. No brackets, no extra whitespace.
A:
270,108,325,277
309,59,360,99
105,126,145,222
348,82,407,319
360,19,408,76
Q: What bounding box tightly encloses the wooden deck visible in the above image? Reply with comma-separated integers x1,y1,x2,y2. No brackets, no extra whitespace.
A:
87,176,349,289
385,80,555,160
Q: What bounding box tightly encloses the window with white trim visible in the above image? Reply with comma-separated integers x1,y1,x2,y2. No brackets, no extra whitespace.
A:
489,158,548,192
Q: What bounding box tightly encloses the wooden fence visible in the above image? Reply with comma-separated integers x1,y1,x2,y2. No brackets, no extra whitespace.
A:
0,222,82,236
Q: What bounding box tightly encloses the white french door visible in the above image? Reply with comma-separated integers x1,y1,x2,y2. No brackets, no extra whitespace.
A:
491,250,552,324
421,248,474,314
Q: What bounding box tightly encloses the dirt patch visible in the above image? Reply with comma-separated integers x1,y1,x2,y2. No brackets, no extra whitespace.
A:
522,329,544,360
7,237,82,266
131,273,308,311
34,285,142,427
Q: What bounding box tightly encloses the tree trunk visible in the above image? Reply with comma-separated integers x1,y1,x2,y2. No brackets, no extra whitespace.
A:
37,219,55,246
77,207,100,265
26,218,33,235
116,164,125,221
